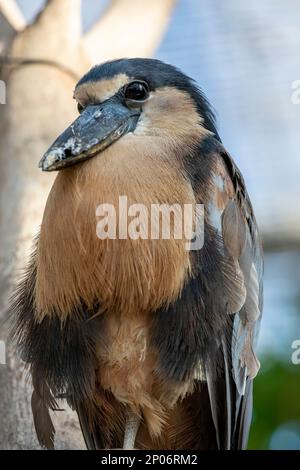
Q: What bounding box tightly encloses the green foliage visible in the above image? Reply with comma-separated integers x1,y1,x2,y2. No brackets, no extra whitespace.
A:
249,357,300,449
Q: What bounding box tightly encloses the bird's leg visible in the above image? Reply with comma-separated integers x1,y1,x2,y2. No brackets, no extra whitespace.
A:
123,410,141,449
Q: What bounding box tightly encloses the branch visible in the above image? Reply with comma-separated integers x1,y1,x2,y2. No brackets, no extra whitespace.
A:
9,0,85,73
82,0,176,65
31,0,82,46
0,0,26,31
0,0,26,53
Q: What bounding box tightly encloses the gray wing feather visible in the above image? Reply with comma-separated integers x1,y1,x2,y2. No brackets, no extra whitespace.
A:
206,146,263,449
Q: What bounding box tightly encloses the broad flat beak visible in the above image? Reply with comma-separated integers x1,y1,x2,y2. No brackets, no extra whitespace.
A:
39,98,140,171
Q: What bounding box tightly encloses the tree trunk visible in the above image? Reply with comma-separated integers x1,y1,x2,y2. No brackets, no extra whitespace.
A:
0,0,175,449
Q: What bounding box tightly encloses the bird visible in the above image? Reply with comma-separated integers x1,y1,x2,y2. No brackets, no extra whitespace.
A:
11,58,263,450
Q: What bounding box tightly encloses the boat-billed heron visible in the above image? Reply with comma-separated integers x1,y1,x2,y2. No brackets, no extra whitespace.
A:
12,58,263,450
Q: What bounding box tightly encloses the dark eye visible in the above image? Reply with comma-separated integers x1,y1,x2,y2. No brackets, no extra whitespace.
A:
77,103,84,114
124,81,149,102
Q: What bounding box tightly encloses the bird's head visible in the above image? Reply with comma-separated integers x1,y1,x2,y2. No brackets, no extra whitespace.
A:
39,58,219,171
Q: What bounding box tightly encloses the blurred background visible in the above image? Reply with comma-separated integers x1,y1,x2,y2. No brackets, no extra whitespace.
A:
1,0,300,450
